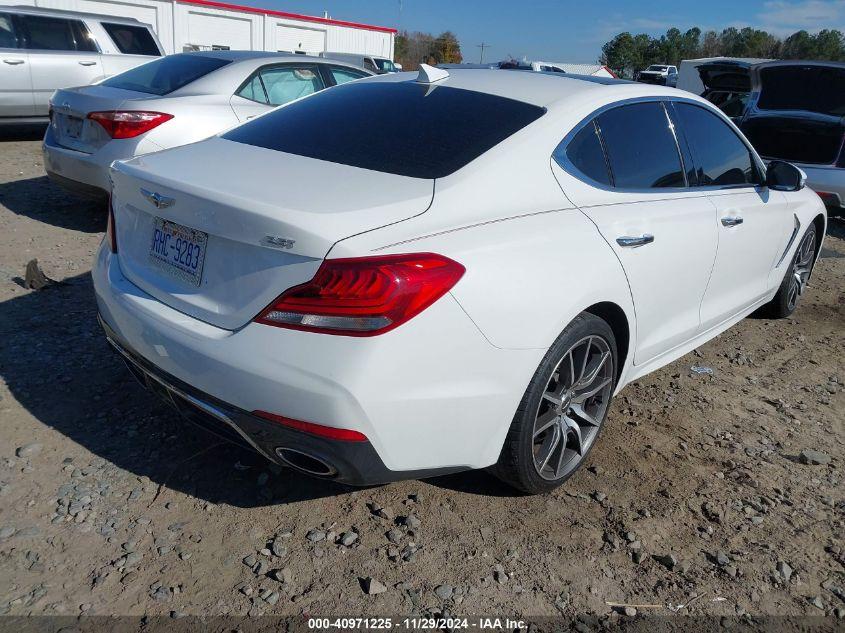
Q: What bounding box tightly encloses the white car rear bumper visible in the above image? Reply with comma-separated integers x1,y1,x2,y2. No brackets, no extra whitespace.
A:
92,242,544,482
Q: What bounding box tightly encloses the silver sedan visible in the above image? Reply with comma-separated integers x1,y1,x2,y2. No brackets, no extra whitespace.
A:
42,50,372,198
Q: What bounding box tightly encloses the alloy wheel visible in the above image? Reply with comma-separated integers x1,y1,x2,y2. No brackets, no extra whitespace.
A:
787,227,817,312
531,335,614,481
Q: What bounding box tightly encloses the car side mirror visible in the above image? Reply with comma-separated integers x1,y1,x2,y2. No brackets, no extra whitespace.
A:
766,160,806,191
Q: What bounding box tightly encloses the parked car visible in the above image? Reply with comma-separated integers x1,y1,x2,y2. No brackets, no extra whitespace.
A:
43,51,372,198
740,61,845,215
0,6,163,125
637,64,678,86
94,67,825,494
694,59,754,123
320,51,397,74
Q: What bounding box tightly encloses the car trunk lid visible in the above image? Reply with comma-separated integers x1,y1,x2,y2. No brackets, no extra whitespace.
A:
697,61,752,93
50,85,162,154
110,136,435,330
742,62,845,165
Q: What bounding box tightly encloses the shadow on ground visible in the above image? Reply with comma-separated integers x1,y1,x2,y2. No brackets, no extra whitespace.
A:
0,123,47,143
0,176,105,233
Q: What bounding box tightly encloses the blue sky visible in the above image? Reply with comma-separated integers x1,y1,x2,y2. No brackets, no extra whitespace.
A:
249,0,845,63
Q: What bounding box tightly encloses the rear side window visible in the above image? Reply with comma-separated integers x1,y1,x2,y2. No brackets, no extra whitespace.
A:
674,103,757,186
597,102,685,188
558,120,611,186
19,15,97,51
101,54,230,95
223,81,546,179
329,66,369,85
102,23,160,56
0,13,18,49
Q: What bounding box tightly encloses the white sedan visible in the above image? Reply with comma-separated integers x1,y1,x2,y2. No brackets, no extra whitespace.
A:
42,51,372,198
93,66,826,494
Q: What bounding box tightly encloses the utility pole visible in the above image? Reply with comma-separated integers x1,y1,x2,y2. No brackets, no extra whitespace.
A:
477,42,490,64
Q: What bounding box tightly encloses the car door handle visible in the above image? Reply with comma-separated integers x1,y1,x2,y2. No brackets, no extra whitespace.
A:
721,216,744,227
616,234,654,248
3,59,25,65
78,60,97,66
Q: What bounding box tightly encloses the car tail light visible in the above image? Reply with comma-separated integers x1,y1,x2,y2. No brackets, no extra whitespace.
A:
815,190,840,206
253,410,368,442
255,253,465,336
106,195,117,253
87,111,173,139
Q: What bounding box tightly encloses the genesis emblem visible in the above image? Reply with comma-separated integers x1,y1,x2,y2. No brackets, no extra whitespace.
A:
262,235,296,249
141,189,174,209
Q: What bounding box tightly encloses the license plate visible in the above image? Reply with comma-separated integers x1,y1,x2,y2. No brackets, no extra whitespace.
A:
63,115,83,139
149,218,208,286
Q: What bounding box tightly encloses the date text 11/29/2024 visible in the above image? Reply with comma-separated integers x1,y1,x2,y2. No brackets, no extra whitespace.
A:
306,618,527,630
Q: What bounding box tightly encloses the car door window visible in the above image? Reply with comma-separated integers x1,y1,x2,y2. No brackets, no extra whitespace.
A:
557,120,612,186
258,65,324,106
674,102,758,187
20,15,96,52
101,23,160,56
0,12,18,48
329,66,368,85
596,102,685,189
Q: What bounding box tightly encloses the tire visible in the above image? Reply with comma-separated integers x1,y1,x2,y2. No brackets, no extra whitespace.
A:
761,225,818,319
493,312,617,494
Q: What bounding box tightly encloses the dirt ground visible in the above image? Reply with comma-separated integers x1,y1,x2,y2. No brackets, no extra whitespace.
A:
0,128,843,625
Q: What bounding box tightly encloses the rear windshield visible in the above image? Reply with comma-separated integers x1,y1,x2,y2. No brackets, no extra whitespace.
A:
757,65,845,116
102,22,161,56
101,54,229,95
222,80,545,179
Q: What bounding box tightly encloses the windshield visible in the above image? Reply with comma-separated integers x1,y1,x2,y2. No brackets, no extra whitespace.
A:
101,54,230,95
646,65,668,71
374,58,396,72
757,65,845,116
223,80,545,179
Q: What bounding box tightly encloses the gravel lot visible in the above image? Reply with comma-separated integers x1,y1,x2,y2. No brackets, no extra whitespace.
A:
0,129,843,624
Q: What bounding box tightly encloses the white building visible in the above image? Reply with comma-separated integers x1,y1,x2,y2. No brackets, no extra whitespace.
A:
3,0,396,57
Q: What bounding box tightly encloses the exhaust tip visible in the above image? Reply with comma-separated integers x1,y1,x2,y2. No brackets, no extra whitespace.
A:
275,447,337,478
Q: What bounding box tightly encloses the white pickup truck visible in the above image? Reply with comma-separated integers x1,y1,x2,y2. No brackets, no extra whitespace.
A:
636,64,678,87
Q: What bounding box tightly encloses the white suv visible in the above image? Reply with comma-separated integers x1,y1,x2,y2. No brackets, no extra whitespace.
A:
0,6,164,124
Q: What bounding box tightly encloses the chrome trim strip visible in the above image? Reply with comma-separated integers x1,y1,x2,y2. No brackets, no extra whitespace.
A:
105,336,276,462
776,214,801,268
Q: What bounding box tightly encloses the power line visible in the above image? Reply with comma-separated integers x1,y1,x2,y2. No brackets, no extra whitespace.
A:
477,42,491,64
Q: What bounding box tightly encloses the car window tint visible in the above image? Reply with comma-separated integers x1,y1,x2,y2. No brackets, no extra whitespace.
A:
329,66,368,85
0,13,17,48
558,120,611,186
597,102,685,188
21,15,83,51
675,103,756,186
102,23,160,56
223,81,546,179
101,54,230,95
237,72,267,103
259,65,323,106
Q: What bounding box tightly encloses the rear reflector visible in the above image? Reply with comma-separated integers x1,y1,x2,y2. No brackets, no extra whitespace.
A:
255,253,465,336
253,410,368,442
88,111,173,139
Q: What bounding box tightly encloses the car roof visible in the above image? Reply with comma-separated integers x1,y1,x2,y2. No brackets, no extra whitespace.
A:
366,68,670,110
3,4,145,24
754,59,845,70
180,50,340,64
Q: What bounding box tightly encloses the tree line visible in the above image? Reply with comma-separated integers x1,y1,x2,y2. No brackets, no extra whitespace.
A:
395,30,462,70
601,27,845,77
